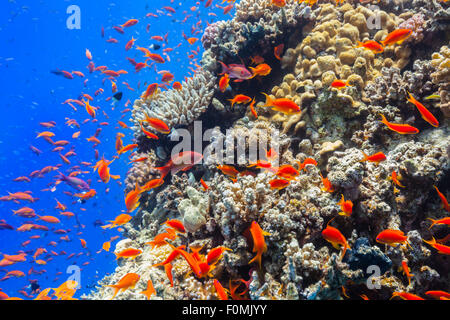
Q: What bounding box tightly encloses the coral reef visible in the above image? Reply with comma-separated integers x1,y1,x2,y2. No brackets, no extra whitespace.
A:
87,0,450,301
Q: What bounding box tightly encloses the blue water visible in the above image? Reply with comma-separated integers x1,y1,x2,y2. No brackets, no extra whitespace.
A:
0,0,230,299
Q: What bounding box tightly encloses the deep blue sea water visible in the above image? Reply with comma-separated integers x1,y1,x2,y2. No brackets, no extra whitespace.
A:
0,0,230,299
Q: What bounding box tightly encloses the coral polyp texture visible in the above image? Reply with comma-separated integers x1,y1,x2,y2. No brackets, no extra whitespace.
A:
86,0,449,301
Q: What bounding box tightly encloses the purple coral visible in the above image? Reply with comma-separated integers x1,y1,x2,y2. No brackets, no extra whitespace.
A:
398,13,426,43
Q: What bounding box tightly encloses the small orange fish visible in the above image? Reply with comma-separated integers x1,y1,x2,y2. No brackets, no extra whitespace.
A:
274,44,284,60
143,116,170,134
337,194,353,217
380,114,419,134
249,98,258,119
172,81,182,90
271,0,286,6
165,263,174,287
423,237,450,255
140,279,156,300
390,171,405,188
118,144,138,155
269,178,290,190
249,63,272,77
275,165,299,180
297,158,317,171
217,165,239,178
320,173,335,193
141,83,158,99
355,40,384,53
104,214,132,229
400,260,414,286
187,37,198,45
360,151,386,164
260,93,300,115
214,279,229,300
115,248,143,260
106,273,140,299
142,178,164,191
125,183,143,212
376,229,411,248
228,94,252,108
381,29,412,47
200,178,209,191
248,221,271,269
322,224,350,260
406,92,439,127
433,185,449,212
330,79,350,89
391,292,424,300
425,290,450,300
219,73,230,92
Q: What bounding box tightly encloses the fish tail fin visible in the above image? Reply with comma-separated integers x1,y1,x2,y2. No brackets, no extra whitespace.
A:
355,41,364,48
261,92,273,107
248,252,262,269
427,218,437,229
360,151,369,162
218,61,228,75
379,114,388,125
423,237,436,246
106,285,120,300
153,165,170,179
337,194,345,205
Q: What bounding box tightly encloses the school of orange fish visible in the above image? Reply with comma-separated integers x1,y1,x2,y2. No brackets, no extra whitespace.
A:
1,0,449,301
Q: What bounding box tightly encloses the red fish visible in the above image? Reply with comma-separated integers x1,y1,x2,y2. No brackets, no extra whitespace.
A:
154,151,203,179
380,114,419,134
406,92,439,127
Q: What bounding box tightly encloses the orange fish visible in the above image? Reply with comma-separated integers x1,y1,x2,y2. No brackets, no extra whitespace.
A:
248,221,271,268
297,158,317,171
125,183,143,212
187,37,198,45
390,171,405,188
275,165,299,180
103,214,132,229
214,279,229,300
380,114,419,134
200,178,209,191
360,151,386,164
165,263,174,287
274,44,284,60
217,165,239,178
330,79,351,89
422,237,450,255
271,0,286,6
140,279,156,300
37,215,60,224
93,157,120,183
118,144,138,155
376,229,411,248
337,194,353,217
261,93,300,115
355,40,384,53
425,290,450,300
406,92,439,127
249,98,258,118
427,217,450,229
121,19,139,28
141,83,158,99
139,121,159,140
80,239,87,248
125,37,136,51
433,185,449,212
400,260,414,286
322,224,350,260
319,173,335,193
142,178,164,192
162,219,186,234
391,291,424,300
249,63,272,77
143,116,170,134
83,99,97,118
219,73,230,92
206,246,232,266
115,248,143,260
106,273,140,299
172,81,182,90
381,29,412,47
228,94,252,107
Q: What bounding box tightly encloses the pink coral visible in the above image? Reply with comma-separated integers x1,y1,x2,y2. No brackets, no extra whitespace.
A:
398,13,426,43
